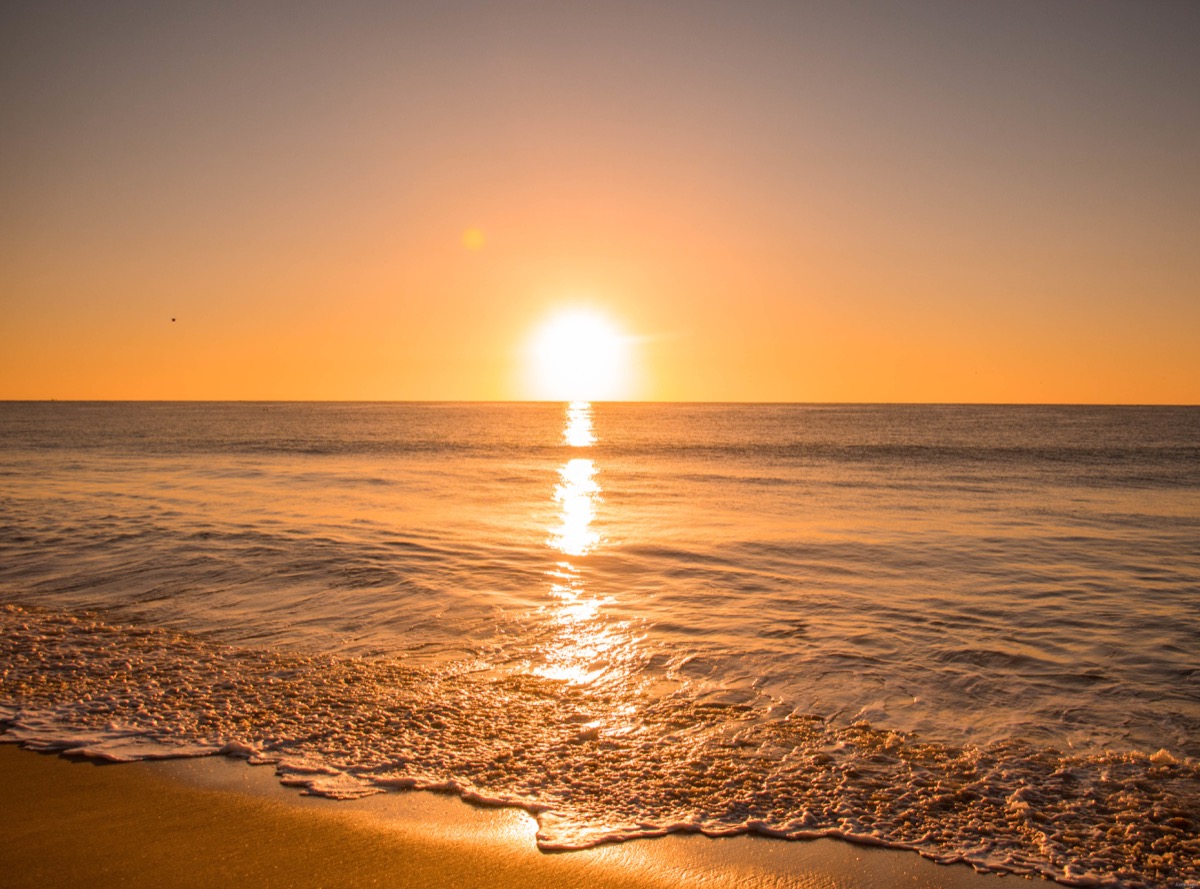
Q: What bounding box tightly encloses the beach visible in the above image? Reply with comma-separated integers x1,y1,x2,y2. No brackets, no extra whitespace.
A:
2,402,1197,887
0,743,1008,889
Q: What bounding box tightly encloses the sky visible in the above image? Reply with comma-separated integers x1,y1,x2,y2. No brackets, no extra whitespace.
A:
2,0,1198,403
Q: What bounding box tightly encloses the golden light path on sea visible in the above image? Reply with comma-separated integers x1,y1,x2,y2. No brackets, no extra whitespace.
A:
536,402,627,690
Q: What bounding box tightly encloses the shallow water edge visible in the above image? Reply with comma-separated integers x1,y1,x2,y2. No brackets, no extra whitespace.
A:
3,604,1197,889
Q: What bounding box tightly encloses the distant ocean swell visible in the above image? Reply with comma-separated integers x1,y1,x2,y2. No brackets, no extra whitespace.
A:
10,434,1200,475
3,604,1198,889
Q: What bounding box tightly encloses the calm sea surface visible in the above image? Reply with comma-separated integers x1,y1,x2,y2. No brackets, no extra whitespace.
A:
2,402,1198,887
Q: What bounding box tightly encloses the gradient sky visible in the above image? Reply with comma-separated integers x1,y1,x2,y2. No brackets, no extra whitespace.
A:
2,0,1198,402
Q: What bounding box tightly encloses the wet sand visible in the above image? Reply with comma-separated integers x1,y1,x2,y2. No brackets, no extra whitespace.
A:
0,743,1012,889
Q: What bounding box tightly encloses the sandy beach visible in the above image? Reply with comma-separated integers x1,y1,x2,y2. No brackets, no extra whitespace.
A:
0,743,1009,889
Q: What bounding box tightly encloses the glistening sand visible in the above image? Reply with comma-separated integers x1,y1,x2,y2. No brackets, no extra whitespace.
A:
0,744,1004,889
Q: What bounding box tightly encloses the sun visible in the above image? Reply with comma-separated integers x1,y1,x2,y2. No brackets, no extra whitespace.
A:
527,308,632,401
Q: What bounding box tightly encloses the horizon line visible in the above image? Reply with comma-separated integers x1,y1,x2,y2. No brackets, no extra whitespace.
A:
3,399,1198,408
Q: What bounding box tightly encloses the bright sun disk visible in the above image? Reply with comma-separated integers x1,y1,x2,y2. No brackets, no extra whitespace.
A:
527,309,631,401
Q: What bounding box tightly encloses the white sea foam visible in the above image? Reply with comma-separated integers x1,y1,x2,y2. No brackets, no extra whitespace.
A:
2,605,1198,888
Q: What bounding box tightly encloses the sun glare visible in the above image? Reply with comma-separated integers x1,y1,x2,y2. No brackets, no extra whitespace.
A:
527,309,631,401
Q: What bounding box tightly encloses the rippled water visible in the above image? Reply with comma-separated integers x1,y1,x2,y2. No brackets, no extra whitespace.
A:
1,402,1198,887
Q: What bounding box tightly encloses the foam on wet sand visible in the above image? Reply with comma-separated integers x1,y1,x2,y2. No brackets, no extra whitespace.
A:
0,743,1003,889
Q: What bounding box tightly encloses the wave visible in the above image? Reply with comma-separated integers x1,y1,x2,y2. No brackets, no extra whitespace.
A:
2,604,1197,889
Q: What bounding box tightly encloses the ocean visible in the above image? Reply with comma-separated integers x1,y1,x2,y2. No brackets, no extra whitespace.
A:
1,402,1197,887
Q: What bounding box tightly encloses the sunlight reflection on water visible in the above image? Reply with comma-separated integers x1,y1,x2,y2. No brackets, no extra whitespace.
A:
549,458,600,558
563,400,595,447
536,403,630,689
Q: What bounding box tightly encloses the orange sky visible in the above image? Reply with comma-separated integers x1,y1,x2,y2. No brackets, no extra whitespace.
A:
2,1,1198,403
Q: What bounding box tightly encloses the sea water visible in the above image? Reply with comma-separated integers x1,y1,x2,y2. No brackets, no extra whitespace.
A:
1,402,1197,887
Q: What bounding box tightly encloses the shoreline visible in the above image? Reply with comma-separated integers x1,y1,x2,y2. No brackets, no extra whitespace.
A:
0,742,1012,889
